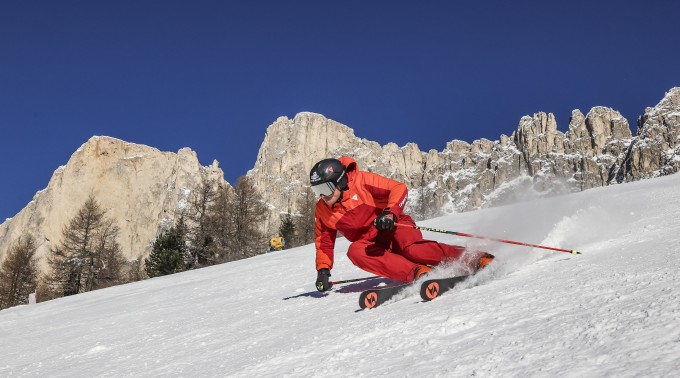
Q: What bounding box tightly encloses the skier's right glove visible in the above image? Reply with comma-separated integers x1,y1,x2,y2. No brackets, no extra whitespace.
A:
316,268,333,292
374,210,396,231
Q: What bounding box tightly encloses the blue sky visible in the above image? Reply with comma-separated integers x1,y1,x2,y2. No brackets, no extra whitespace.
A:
1,1,678,221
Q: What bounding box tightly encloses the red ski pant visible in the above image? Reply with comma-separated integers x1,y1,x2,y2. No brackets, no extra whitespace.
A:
346,216,466,282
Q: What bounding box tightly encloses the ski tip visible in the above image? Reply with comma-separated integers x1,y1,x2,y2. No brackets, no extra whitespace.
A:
571,250,581,255
421,281,441,301
360,291,379,309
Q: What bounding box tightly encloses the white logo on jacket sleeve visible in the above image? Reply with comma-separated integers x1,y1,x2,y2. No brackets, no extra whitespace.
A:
352,194,358,201
398,194,408,209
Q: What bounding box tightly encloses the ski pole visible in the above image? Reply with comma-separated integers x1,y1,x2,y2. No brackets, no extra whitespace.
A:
396,223,581,255
331,276,380,285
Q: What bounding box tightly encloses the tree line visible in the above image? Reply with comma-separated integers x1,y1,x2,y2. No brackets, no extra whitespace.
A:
0,176,317,310
144,176,270,276
144,177,316,277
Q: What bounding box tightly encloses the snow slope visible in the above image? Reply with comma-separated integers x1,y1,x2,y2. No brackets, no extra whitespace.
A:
2,173,680,377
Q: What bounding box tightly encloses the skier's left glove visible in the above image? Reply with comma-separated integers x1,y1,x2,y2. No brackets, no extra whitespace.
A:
374,210,396,231
316,268,333,292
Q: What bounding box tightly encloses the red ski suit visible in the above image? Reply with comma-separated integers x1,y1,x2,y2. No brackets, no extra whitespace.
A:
314,156,466,282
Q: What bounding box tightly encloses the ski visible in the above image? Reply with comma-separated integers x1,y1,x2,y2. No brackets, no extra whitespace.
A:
358,283,410,309
420,275,470,301
359,275,473,309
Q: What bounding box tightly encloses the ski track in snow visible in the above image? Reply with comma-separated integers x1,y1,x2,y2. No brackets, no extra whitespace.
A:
1,174,680,377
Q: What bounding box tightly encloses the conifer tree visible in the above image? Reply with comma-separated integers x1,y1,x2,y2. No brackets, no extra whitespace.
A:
0,236,39,310
47,195,125,297
202,185,235,263
293,186,317,246
145,220,188,278
278,213,295,250
184,178,220,268
224,176,268,259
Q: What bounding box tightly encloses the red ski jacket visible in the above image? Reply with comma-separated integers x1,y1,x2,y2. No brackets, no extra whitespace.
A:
314,156,408,270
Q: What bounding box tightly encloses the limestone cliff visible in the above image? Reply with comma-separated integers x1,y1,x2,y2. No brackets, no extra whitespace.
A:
249,88,680,230
0,136,226,267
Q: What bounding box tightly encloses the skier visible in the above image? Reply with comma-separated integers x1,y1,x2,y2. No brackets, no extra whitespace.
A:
310,156,494,292
269,235,285,252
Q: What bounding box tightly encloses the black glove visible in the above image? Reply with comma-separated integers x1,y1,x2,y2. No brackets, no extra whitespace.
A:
374,210,396,231
316,268,333,292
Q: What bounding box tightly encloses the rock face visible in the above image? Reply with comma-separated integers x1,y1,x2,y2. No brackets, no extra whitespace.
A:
2,88,679,267
617,88,680,181
0,137,226,267
250,88,680,230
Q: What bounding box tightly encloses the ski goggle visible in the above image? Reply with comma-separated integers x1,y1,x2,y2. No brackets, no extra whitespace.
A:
311,181,337,197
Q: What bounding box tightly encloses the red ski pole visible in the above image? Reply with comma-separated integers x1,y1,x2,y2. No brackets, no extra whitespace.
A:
396,223,581,255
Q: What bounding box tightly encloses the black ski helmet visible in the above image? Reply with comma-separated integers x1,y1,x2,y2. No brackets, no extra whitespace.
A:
309,158,348,197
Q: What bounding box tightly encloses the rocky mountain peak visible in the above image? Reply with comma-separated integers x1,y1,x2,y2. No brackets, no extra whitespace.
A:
249,88,680,232
0,136,227,267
